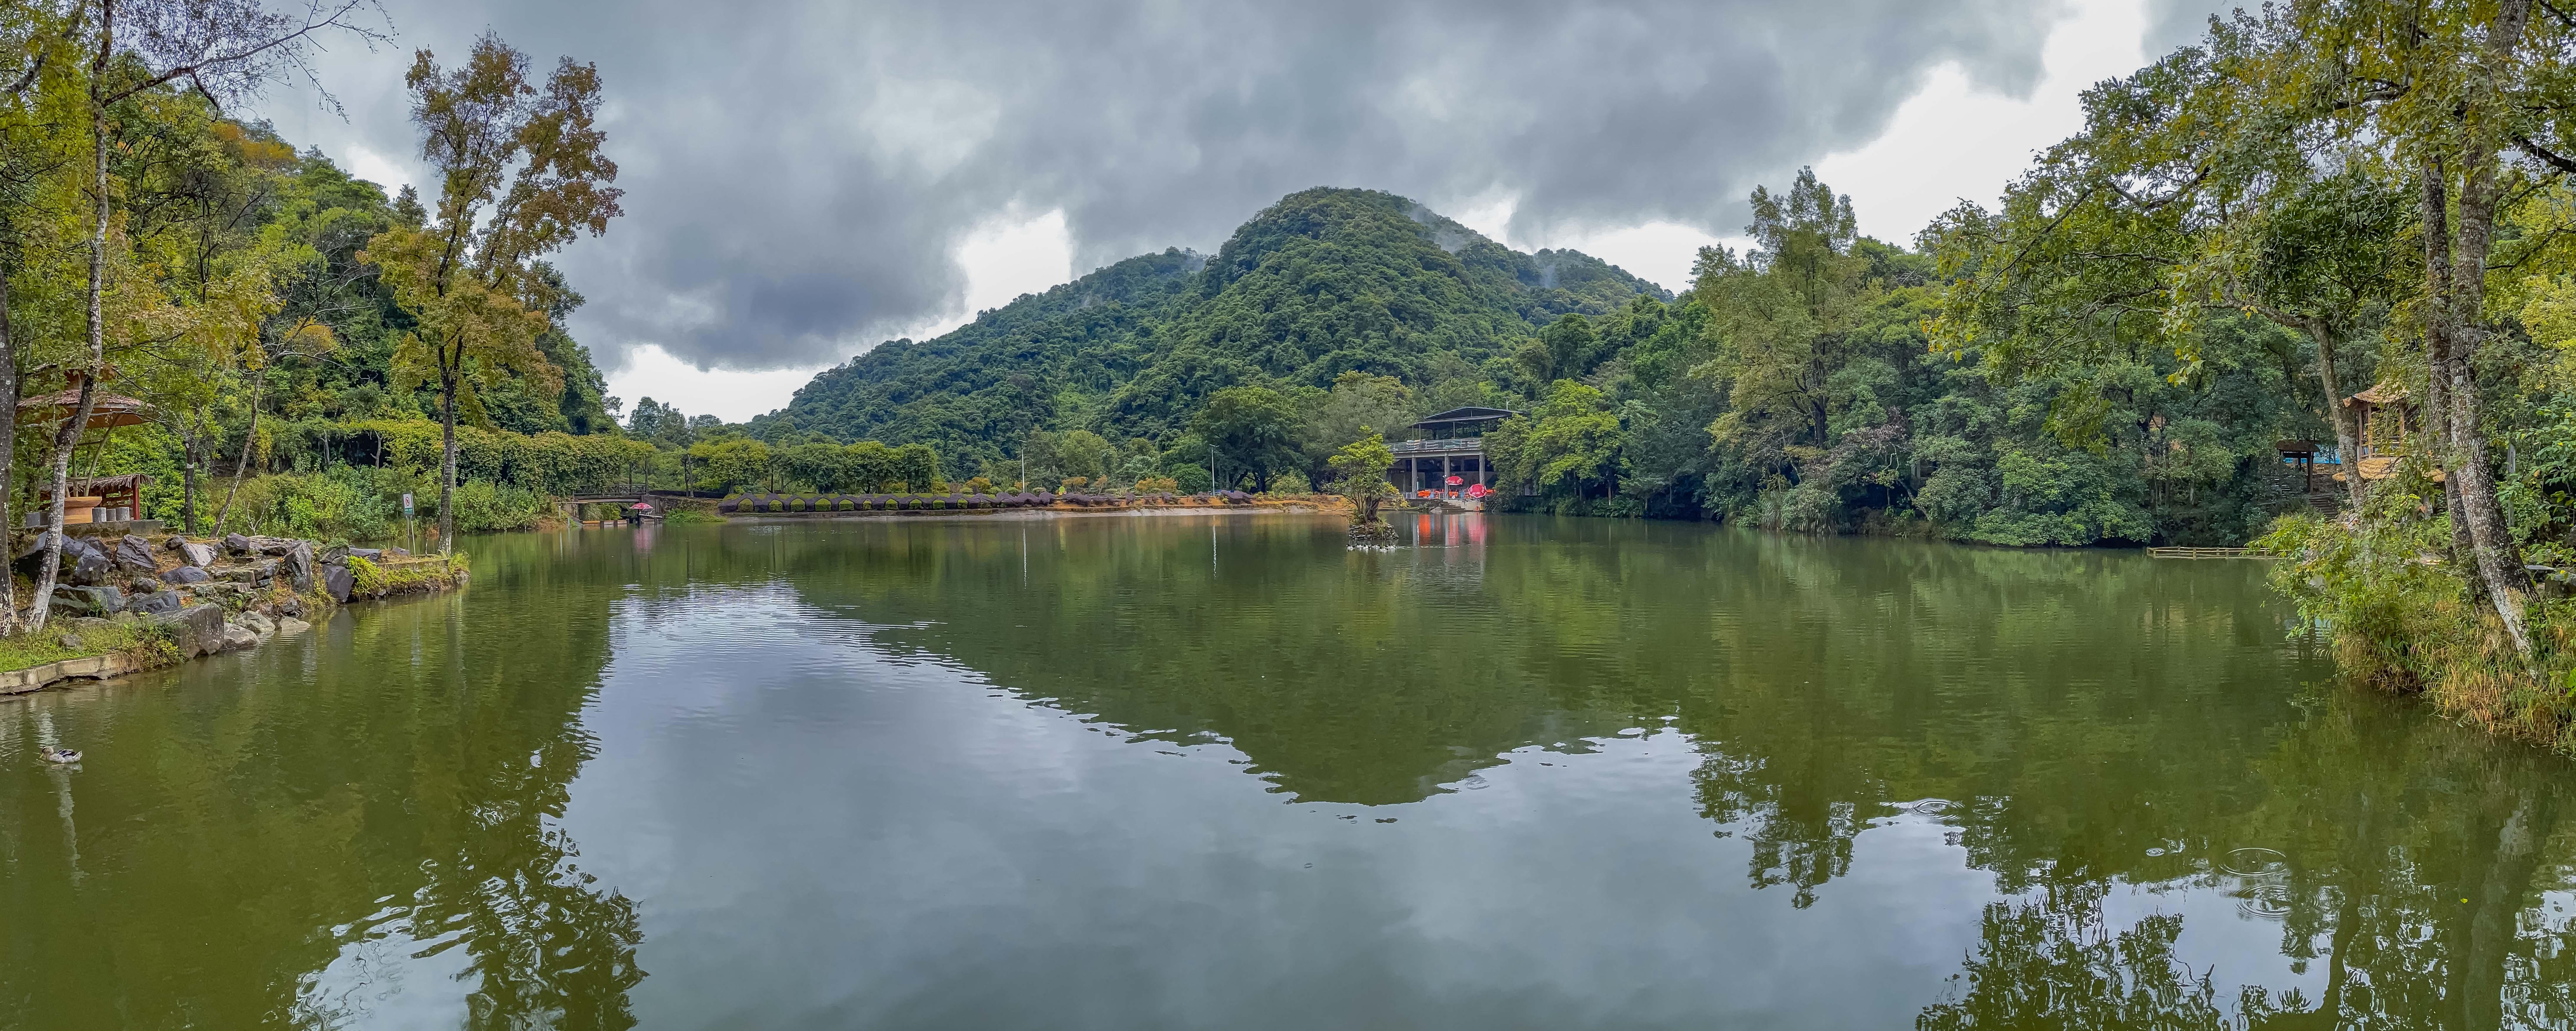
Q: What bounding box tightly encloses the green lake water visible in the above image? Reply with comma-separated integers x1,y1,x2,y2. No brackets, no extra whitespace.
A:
4,513,2573,1028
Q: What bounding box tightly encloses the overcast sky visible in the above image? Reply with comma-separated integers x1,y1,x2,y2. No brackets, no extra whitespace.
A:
255,0,2237,423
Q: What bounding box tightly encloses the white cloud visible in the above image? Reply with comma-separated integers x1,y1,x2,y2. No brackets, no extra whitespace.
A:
607,208,1073,423
1500,0,2149,290
1815,0,2146,243
605,346,829,425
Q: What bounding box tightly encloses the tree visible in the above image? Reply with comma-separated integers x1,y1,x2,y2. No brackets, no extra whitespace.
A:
1300,370,1415,483
2249,0,2557,656
1488,381,1625,500
366,33,620,553
1187,385,1301,491
1700,170,1871,482
20,0,381,630
1057,430,1110,484
1324,429,1396,527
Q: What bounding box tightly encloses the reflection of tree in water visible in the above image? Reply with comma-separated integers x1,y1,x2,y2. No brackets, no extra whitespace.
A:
1916,880,2238,1031
1909,681,2576,1030
1665,531,2311,906
1692,750,1856,909
597,518,2576,1026
366,550,647,1029
0,536,644,1027
417,715,643,1029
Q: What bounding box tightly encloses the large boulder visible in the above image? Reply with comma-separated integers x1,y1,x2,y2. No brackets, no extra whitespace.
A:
220,560,277,584
127,590,182,616
18,533,107,581
222,533,252,555
276,616,311,636
64,541,112,586
321,564,354,604
11,532,49,571
162,564,210,585
218,624,258,652
320,543,351,563
179,541,216,568
151,603,227,657
178,580,243,603
53,585,123,617
113,534,158,576
237,610,277,641
245,535,299,556
283,540,315,591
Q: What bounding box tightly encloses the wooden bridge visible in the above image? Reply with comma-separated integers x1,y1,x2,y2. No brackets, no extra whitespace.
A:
2146,546,2272,560
556,489,715,520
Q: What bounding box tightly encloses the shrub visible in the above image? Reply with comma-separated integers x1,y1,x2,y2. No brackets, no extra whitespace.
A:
348,554,470,599
448,480,546,533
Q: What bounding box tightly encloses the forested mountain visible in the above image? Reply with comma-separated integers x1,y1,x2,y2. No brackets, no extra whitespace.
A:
746,188,1666,458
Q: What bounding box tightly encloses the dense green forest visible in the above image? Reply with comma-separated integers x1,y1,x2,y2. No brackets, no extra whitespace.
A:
745,187,1666,455
729,176,2328,549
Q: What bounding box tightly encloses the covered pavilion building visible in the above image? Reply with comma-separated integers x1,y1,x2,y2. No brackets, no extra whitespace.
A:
1391,407,1516,498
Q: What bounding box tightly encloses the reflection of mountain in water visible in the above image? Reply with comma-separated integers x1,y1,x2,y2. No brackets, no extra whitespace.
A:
726,515,2576,1027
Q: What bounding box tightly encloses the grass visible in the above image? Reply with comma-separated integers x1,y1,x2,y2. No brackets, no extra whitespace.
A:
661,508,723,525
347,553,470,600
2260,506,2576,754
0,618,180,674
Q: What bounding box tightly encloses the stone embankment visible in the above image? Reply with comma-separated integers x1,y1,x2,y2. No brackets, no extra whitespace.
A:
1,531,466,696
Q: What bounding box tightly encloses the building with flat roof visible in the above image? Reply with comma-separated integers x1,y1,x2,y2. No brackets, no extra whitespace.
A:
1390,406,1516,497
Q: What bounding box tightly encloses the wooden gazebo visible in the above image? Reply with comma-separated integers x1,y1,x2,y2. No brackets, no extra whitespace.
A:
16,373,155,526
2338,383,2418,483
34,473,150,526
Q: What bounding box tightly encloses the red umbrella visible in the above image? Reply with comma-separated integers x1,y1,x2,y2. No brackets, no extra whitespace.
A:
1446,475,1463,486
1467,483,1488,498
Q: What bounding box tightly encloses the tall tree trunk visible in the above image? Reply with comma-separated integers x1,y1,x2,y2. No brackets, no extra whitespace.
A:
439,367,458,554
2419,161,2481,571
180,410,202,535
210,377,262,537
2437,0,2539,659
2301,322,2364,510
0,269,19,635
30,16,114,634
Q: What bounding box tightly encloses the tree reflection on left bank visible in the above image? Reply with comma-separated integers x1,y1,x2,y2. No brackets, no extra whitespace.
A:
0,555,642,1028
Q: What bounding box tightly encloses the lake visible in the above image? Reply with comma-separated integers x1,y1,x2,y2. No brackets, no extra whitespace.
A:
4,513,2572,1028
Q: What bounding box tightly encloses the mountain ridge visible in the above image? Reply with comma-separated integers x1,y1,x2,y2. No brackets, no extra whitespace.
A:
746,187,1669,460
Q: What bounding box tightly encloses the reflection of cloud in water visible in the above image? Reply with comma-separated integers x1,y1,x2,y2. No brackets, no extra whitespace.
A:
294,906,477,1030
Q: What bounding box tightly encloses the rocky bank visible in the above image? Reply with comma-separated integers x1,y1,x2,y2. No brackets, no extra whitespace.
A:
3,531,465,694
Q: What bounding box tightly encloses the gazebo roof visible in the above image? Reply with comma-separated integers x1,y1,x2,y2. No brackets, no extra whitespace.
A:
1410,406,1521,430
36,473,151,498
18,389,149,429
2347,383,2409,408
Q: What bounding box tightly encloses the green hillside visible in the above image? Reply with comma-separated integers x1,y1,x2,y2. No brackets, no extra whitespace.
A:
746,188,1667,459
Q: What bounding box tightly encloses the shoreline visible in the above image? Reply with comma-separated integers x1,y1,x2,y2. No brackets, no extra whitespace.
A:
1,535,468,698
713,500,1347,525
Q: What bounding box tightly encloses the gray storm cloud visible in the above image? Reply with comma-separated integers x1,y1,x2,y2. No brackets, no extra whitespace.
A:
264,0,2087,373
